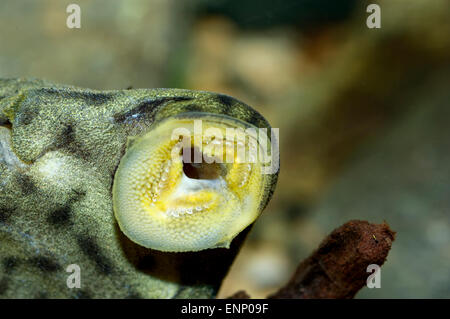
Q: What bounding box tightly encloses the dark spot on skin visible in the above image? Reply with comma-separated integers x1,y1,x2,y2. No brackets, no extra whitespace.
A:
73,189,86,199
217,94,235,110
61,124,75,143
181,104,201,113
68,189,86,205
60,124,91,161
78,92,114,105
77,235,113,275
246,110,269,129
216,93,271,130
3,257,19,274
29,256,61,273
47,206,72,227
0,277,9,295
0,207,14,223
74,289,92,299
47,189,84,227
113,96,193,123
19,107,38,126
39,88,114,106
15,174,37,195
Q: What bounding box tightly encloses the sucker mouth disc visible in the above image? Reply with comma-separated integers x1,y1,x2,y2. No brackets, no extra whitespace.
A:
112,114,271,252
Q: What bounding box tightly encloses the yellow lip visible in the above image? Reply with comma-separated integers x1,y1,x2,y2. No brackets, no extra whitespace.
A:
112,115,268,252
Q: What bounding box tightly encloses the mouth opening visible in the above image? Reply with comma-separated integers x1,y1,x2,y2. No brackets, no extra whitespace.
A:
182,147,223,180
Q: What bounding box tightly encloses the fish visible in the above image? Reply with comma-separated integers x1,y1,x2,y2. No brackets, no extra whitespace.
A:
0,78,278,298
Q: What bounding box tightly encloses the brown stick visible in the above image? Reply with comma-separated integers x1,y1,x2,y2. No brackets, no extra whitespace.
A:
268,220,396,299
228,220,396,299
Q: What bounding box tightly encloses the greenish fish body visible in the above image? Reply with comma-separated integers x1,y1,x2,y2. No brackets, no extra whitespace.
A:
0,78,278,298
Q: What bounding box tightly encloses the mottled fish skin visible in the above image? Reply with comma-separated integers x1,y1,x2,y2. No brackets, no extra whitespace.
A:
0,78,278,298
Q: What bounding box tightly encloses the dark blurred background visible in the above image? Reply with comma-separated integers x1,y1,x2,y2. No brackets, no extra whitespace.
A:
1,0,449,298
